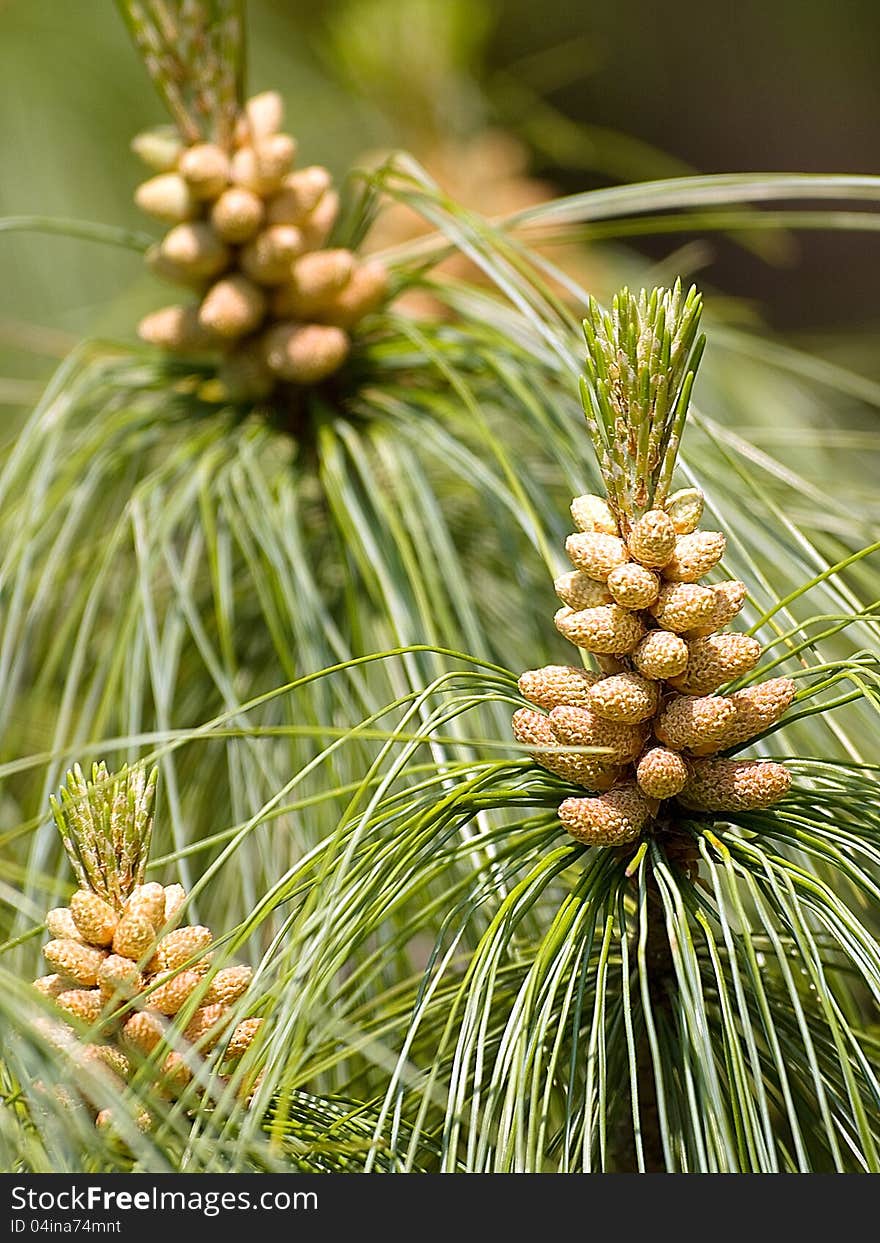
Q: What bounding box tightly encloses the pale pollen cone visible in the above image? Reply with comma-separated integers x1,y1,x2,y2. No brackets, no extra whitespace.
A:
664,488,704,535
586,671,659,724
565,532,629,582
662,531,726,583
631,629,688,680
570,494,619,535
553,571,612,611
263,322,350,385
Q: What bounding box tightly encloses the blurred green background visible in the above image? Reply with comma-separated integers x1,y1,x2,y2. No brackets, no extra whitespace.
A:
1,0,879,410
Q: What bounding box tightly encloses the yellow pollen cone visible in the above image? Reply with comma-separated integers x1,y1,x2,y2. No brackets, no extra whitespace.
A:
266,167,333,225
668,634,761,695
549,705,645,763
606,562,660,609
210,187,265,243
586,672,659,724
517,665,601,711
632,629,688,679
636,747,689,798
662,531,726,582
627,509,677,568
558,784,653,846
655,693,738,751
565,532,629,582
651,582,717,633
553,571,612,611
263,322,350,384
554,604,645,655
678,758,791,811
569,494,619,535
663,488,704,535
43,940,107,987
178,143,230,199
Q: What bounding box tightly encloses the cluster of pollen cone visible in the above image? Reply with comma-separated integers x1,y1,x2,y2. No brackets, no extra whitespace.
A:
513,487,795,848
133,90,389,398
34,882,259,1130
31,766,260,1131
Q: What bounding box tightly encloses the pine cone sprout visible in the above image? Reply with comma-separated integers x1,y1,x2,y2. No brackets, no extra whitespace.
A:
34,763,261,1130
514,284,795,856
133,92,389,401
